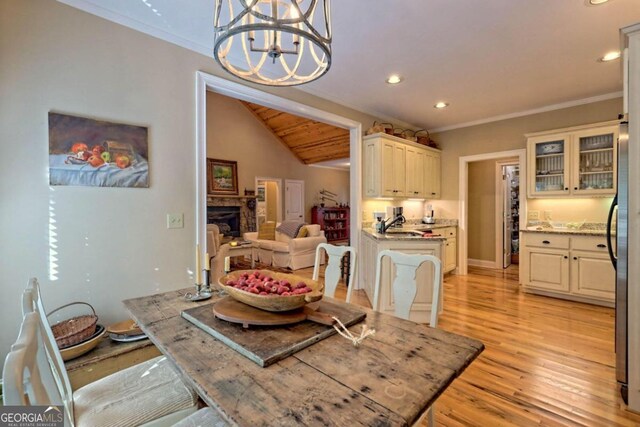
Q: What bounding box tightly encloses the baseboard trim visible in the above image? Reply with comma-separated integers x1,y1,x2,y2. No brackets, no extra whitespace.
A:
467,258,498,269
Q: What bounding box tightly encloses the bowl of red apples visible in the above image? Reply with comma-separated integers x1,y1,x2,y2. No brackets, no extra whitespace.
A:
219,270,324,312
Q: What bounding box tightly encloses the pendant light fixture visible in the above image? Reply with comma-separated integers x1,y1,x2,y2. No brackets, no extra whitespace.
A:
213,0,332,86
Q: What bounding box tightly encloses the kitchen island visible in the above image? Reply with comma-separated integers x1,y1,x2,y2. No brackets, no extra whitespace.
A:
361,228,448,323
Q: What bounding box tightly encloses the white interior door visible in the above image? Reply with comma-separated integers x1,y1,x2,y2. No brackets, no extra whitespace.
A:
285,179,304,221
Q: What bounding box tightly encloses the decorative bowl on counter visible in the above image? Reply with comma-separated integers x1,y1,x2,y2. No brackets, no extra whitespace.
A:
219,270,324,312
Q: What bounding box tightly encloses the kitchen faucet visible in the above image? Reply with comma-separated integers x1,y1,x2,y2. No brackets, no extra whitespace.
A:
379,214,406,233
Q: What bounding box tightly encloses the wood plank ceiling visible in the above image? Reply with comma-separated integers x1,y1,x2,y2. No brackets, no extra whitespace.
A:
240,101,350,165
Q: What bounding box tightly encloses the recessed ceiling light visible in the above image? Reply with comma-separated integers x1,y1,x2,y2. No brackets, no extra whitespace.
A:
434,102,449,109
386,75,403,85
599,51,621,62
585,0,610,5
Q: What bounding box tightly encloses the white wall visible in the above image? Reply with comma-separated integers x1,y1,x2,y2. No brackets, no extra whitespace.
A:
0,0,378,361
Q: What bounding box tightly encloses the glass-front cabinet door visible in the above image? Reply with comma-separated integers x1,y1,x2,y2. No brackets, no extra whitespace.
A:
572,126,618,196
528,134,571,197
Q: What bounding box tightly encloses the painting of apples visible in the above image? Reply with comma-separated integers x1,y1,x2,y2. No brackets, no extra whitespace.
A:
48,112,149,188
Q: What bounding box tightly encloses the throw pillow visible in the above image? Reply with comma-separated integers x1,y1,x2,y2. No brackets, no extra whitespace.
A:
296,226,309,238
257,222,276,240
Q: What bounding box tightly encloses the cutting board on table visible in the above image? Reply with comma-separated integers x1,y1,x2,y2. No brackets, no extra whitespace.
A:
181,299,366,367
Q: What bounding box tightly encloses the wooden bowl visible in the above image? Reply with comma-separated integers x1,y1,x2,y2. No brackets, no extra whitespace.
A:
59,324,106,361
106,319,142,336
219,270,324,312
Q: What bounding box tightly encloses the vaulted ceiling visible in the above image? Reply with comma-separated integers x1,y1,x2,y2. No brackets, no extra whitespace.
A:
240,101,350,165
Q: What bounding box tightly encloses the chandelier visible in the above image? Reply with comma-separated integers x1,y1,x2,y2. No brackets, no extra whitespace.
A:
213,0,332,86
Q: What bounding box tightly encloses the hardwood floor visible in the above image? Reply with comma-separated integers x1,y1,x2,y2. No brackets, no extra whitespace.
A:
298,264,640,426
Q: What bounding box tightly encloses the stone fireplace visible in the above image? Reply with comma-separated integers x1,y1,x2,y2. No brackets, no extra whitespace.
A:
207,196,256,237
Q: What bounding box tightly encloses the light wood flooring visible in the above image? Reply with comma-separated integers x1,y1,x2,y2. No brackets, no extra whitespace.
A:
297,264,640,426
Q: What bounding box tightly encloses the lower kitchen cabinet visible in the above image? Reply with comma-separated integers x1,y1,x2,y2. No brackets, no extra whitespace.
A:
525,248,570,292
441,227,457,273
360,231,444,323
521,232,614,306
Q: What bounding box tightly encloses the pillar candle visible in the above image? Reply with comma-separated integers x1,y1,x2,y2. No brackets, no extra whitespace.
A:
195,244,201,284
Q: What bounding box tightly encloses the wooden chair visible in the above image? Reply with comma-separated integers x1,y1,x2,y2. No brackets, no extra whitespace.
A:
371,249,442,426
15,278,199,427
312,243,357,303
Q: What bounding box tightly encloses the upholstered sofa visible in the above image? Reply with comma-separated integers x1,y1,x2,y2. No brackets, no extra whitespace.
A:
243,223,326,270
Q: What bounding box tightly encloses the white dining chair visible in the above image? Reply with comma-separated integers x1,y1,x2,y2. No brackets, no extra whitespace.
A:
312,243,357,303
14,278,199,427
3,312,52,407
371,249,442,426
172,407,230,427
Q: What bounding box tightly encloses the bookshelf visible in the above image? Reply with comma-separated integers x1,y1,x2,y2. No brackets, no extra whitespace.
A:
311,206,350,244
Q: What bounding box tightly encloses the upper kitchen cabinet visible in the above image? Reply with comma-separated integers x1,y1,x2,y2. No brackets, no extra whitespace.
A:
527,122,618,198
363,133,441,199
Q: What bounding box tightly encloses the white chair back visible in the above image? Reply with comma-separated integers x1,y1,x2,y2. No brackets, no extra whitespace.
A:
312,243,357,302
372,250,442,327
23,278,75,426
3,312,51,406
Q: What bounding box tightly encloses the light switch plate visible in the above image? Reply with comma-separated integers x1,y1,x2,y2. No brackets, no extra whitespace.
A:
528,210,540,220
167,213,184,229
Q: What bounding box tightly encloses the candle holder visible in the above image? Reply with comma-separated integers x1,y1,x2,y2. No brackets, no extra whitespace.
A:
202,269,212,294
184,282,212,302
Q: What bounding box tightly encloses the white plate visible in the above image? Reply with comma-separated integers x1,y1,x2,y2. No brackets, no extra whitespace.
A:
108,333,148,342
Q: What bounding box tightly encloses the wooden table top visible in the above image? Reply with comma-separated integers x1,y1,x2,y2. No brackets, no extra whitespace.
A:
124,289,483,426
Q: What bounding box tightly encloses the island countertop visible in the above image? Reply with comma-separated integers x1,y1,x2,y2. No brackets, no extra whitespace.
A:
362,224,456,241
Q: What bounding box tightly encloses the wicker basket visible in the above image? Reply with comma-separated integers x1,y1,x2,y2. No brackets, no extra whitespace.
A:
48,302,98,349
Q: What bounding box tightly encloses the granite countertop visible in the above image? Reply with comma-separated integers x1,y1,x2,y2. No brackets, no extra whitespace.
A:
521,221,609,236
362,228,448,241
521,227,608,237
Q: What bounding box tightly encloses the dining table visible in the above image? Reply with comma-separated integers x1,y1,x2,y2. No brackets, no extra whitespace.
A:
123,287,483,426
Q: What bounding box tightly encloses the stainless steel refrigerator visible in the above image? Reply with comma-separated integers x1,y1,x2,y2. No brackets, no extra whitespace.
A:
607,115,629,403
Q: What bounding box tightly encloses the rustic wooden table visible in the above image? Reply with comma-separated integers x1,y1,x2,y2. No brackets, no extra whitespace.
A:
124,289,483,426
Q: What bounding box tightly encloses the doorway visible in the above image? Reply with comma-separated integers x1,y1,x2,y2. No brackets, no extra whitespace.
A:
458,149,527,275
255,177,282,229
496,162,520,269
195,72,363,284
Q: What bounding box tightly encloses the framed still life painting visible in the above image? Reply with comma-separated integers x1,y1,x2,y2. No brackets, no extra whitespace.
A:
48,112,149,188
207,158,238,195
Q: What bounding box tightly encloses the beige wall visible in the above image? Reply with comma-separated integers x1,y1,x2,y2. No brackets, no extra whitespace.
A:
430,98,622,221
0,0,379,362
468,160,498,262
206,92,350,223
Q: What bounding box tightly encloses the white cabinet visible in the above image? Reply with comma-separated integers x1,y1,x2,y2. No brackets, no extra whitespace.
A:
521,232,614,305
424,151,441,199
441,227,457,273
360,231,443,323
406,146,426,197
363,133,441,199
527,124,618,198
525,248,570,292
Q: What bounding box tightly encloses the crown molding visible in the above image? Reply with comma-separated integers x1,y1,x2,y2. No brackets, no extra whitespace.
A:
430,91,623,134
